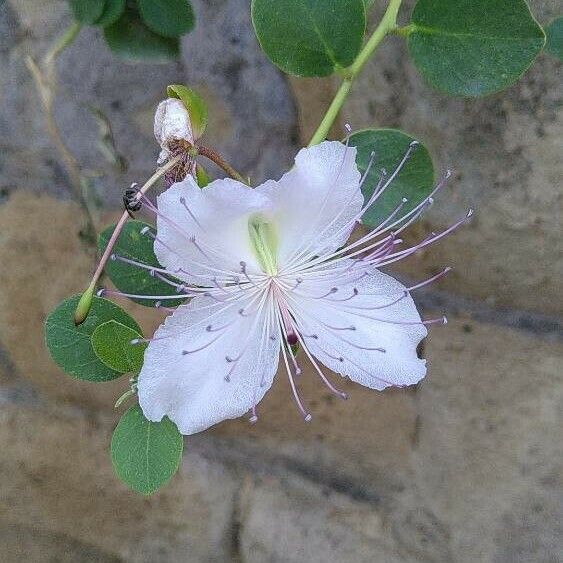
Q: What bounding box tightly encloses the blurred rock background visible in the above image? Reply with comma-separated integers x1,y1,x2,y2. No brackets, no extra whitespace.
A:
0,0,561,561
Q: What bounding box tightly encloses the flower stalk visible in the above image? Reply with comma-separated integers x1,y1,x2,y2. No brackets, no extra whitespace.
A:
74,155,182,324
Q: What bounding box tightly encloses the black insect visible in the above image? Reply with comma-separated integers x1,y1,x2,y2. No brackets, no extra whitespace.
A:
123,183,142,217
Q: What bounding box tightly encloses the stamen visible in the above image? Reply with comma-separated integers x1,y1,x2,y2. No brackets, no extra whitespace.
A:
98,288,193,300
406,267,452,292
182,333,224,354
329,287,359,302
179,196,202,227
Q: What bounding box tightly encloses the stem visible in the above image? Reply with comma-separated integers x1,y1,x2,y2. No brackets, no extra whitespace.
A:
91,156,182,289
74,156,181,324
197,145,249,185
44,22,82,68
25,23,99,233
308,0,403,146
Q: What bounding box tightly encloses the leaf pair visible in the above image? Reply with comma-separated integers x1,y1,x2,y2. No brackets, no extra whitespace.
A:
252,0,546,97
45,292,183,495
45,294,143,382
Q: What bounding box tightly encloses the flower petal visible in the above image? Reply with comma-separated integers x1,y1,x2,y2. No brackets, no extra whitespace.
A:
138,292,279,434
154,175,274,284
256,141,363,267
289,265,427,390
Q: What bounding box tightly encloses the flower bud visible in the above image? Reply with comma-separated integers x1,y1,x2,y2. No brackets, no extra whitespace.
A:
154,98,194,165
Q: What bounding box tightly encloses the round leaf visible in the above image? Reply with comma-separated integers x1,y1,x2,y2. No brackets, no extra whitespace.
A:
407,0,546,96
167,84,208,138
94,0,126,27
138,0,195,38
69,0,105,24
99,220,186,308
545,17,563,60
111,405,183,495
45,295,141,382
348,129,434,228
103,7,180,62
251,0,366,77
92,320,146,373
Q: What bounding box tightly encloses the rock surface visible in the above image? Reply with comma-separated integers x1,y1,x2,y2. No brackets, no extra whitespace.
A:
0,0,561,561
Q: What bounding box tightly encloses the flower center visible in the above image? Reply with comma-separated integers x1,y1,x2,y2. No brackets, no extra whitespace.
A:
248,213,278,276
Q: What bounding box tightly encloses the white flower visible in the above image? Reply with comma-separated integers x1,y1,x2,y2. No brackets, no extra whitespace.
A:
129,141,465,435
154,98,194,165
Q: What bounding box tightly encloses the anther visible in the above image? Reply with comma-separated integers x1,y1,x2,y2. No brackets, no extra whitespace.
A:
304,414,312,422
249,415,258,424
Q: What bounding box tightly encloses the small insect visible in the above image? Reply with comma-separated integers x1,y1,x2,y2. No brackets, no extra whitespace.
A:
123,183,142,217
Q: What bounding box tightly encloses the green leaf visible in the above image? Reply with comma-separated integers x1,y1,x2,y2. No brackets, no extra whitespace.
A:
348,129,434,228
111,405,183,495
407,0,546,96
167,84,208,138
138,0,195,38
99,220,186,308
92,320,146,373
251,0,366,77
103,6,180,62
45,295,141,382
545,17,563,60
69,0,105,24
94,0,126,27
195,164,211,188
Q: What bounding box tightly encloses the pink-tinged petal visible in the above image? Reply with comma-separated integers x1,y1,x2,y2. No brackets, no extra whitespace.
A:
138,293,279,435
289,264,427,390
256,141,363,267
154,175,274,284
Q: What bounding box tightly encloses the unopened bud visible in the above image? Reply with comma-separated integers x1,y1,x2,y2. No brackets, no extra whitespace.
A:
154,98,194,165
74,282,95,325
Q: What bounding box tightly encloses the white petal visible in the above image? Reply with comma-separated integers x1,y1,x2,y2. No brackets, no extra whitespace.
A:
289,265,427,390
154,98,193,151
138,292,279,435
154,175,274,284
256,141,363,267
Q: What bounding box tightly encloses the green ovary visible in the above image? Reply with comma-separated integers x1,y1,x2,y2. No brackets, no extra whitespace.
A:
248,214,278,275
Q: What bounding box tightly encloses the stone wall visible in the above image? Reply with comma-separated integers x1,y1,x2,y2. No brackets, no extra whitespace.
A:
0,1,561,562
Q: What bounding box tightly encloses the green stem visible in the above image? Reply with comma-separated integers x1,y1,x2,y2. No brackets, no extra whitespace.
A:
44,22,82,67
308,0,403,146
